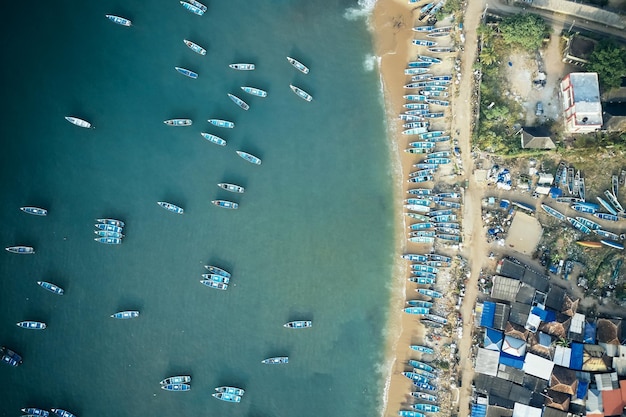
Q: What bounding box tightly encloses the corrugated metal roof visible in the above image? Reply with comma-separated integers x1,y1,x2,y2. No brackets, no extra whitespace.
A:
481,301,496,328
601,389,623,416
571,342,584,370
512,402,542,417
523,353,554,380
476,348,500,376
553,346,572,367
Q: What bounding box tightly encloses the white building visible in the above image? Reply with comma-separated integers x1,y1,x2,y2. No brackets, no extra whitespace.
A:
559,72,603,134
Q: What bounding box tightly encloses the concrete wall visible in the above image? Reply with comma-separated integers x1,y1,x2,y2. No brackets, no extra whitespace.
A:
529,0,626,29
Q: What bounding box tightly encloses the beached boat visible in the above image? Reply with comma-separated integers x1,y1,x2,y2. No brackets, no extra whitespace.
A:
403,254,429,262
419,90,448,97
161,383,191,391
411,264,438,273
410,345,434,354
403,372,431,384
601,239,624,250
423,158,450,165
406,213,430,221
51,409,76,417
94,237,122,244
96,218,125,227
594,212,619,222
429,210,453,217
409,223,433,231
421,85,448,92
228,93,250,110
229,63,255,71
404,122,429,129
161,375,191,385
202,273,230,284
426,99,449,106
409,277,435,285
289,84,313,102
412,40,437,47
409,360,435,372
212,392,242,402
430,215,457,223
424,314,447,324
428,47,453,53
427,32,449,38
111,310,139,319
21,409,49,417
212,200,239,210
556,197,584,204
541,204,566,221
180,1,204,15
594,229,622,240
417,131,444,140
410,169,436,178
405,68,430,75
405,148,430,154
208,119,235,129
604,190,624,212
407,188,432,195
284,320,312,329
17,321,46,330
201,132,227,146
579,177,586,201
413,403,440,412
411,73,434,81
407,300,433,308
399,411,426,417
571,203,596,214
403,128,429,136
5,246,34,254
65,116,92,128
407,176,433,184
94,223,123,233
417,288,442,298
1,346,22,367
597,196,618,215
184,39,206,55
37,281,64,295
218,183,244,193
409,236,435,243
164,118,192,126
411,368,437,379
411,392,438,402
157,201,184,214
576,241,603,248
412,271,437,279
613,175,619,197
200,280,228,290
424,112,445,118
413,25,435,32
567,217,591,234
576,217,601,230
175,66,198,79
409,231,436,238
188,0,207,11
205,265,231,277
431,75,452,81
262,356,289,364
241,86,268,98
236,150,262,165
287,56,309,74
94,230,124,238
105,14,131,26
20,206,47,216
215,386,245,396
418,55,441,64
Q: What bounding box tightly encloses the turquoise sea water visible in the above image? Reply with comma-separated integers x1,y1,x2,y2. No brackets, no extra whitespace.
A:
0,1,395,416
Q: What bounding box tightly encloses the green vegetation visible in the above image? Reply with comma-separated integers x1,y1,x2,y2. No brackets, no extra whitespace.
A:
587,40,626,91
499,14,549,52
435,0,462,20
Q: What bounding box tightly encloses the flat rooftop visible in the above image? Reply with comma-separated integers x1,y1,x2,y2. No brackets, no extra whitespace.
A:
570,72,603,126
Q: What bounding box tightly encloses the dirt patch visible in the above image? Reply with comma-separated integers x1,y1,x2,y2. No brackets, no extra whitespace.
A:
504,211,544,255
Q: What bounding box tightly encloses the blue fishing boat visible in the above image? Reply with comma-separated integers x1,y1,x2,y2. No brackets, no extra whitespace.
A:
431,75,452,81
215,386,245,396
405,68,430,75
405,203,431,213
437,234,460,242
413,23,435,31
105,14,132,26
17,321,46,330
161,376,191,385
404,122,430,129
402,372,431,383
414,381,437,391
411,271,437,279
436,227,459,235
229,63,255,70
189,0,207,12
407,188,432,196
424,136,450,143
94,237,122,244
205,265,231,277
411,73,434,81
437,201,461,209
175,67,198,79
409,141,436,149
241,86,268,97
212,200,239,210
420,86,448,92
424,112,445,118
435,222,459,229
164,118,192,126
161,383,191,391
424,314,447,324
406,198,431,207
411,368,437,379
409,223,434,230
184,39,206,55
96,218,125,227
406,213,430,221
407,300,433,308
404,307,430,315
200,280,228,290
287,56,309,74
5,245,35,254
37,281,64,295
418,55,441,64
21,409,49,417
405,102,430,110
417,288,442,298
576,217,601,230
597,196,618,215
1,346,22,367
236,150,261,165
409,360,434,372
423,158,450,165
420,90,448,97
228,93,250,110
201,273,230,284
51,409,76,417
409,236,435,243
411,392,438,402
571,203,596,214
410,169,436,178
412,40,437,47
601,239,624,250
94,230,124,238
65,116,92,128
262,356,289,364
410,345,434,354
594,229,621,240
208,119,235,129
284,320,312,329
400,411,426,417
94,223,123,232
541,204,566,221
424,80,450,86
157,201,184,214
594,212,619,222
111,311,139,319
413,404,440,413
20,206,47,216
408,61,433,68
567,217,591,234
201,132,227,146
426,99,450,106
429,152,451,159
404,128,429,136
409,277,435,285
407,176,433,183
429,210,452,217
414,164,439,170
405,83,428,89
403,254,429,262
417,131,444,140
290,84,313,102
212,392,242,402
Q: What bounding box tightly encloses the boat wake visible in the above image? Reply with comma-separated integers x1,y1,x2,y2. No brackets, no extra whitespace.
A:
343,0,377,20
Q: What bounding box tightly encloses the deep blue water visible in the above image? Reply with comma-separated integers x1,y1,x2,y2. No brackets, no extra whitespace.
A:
0,1,394,416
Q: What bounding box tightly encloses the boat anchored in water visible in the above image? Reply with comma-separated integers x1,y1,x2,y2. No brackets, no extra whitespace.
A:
201,132,227,146
157,201,184,214
161,383,191,391
20,206,47,216
205,265,231,277
218,183,245,193
111,310,140,319
21,408,49,417
184,39,206,55
229,63,255,71
200,280,228,290
175,66,198,79
289,84,313,102
96,218,125,227
284,320,312,329
17,320,46,330
262,356,289,364
212,392,242,402
51,409,76,417
236,150,262,165
5,246,34,254
65,116,92,128
161,375,191,385
287,56,309,74
215,386,245,396
202,273,230,284
180,1,204,15
105,14,132,26
208,119,234,128
37,281,64,295
94,237,122,245
164,118,192,126
212,200,239,210
241,86,268,97
228,93,250,110
1,346,23,367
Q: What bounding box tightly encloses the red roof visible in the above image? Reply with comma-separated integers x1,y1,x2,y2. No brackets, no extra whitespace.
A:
620,380,626,404
601,389,623,416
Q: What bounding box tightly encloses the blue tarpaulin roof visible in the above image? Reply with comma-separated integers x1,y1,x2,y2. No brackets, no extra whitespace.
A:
485,328,503,351
481,301,496,328
576,379,589,399
570,342,584,370
531,306,557,322
471,403,487,417
584,322,596,344
499,351,525,369
550,187,563,198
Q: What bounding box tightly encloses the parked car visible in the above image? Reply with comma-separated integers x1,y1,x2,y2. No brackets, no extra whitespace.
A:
536,102,544,116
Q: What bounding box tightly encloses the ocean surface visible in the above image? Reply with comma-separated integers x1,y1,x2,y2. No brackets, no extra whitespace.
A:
0,1,395,416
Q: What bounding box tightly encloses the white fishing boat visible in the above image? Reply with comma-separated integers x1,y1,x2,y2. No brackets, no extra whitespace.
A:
105,15,132,26
184,39,207,55
208,119,235,129
164,119,192,126
65,116,92,129
241,86,268,97
218,183,245,193
201,132,227,146
287,56,309,74
228,93,250,110
289,84,313,102
229,63,255,71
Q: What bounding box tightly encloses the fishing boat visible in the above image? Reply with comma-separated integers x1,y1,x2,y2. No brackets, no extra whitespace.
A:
576,241,603,248
426,99,449,106
94,223,123,233
435,222,459,229
408,61,433,69
613,175,619,197
5,246,34,254
403,128,429,136
96,218,125,227
597,197,618,215
566,167,575,194
105,14,132,26
37,281,64,295
409,360,434,372
413,404,440,413
408,221,434,230
215,386,245,396
405,68,430,75
407,176,433,184
241,86,268,98
164,119,192,126
410,169,435,178
566,217,591,234
413,25,435,32
212,200,239,210
202,274,230,284
161,383,191,391
157,201,184,214
161,376,191,385
218,183,244,193
579,177,586,201
420,85,448,92
287,56,309,74
411,392,438,402
189,0,207,12
208,119,235,128
594,212,619,222
406,212,430,221
236,150,262,165
412,40,437,47
411,368,437,379
405,84,428,91
65,116,92,128
262,356,289,364
423,314,447,324
423,158,450,165
212,392,242,403
111,311,139,319
604,190,624,212
417,131,444,140
406,148,430,154
576,217,601,230
411,263,439,272
94,237,122,244
410,345,434,354
229,63,255,71
417,288,442,298
20,206,47,216
399,411,426,417
429,210,453,217
51,409,76,417
403,372,431,383
409,231,436,238
284,320,312,329
420,90,448,97
405,200,431,209
16,321,46,330
436,201,461,209
414,381,438,392
428,47,453,53
430,214,457,222
427,32,450,38
175,67,198,79
571,203,596,214
94,230,124,238
556,197,583,204
205,265,231,277
403,254,429,262
511,201,535,212
601,239,624,250
201,132,227,146
404,122,430,129
409,277,435,285
289,84,313,102
418,55,441,64
429,25,453,33
541,204,566,221
407,300,433,308
424,112,445,118
228,93,250,110
200,280,228,290
594,229,622,240
183,39,206,55
21,409,49,417
407,187,432,195
412,270,437,279
180,1,204,15
405,103,430,110
1,346,22,367
411,73,434,81
433,189,456,195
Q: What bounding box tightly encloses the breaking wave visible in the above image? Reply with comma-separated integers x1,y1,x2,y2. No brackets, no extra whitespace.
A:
343,0,377,21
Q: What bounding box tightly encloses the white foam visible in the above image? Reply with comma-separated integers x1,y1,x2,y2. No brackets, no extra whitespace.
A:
363,53,379,72
344,0,378,21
